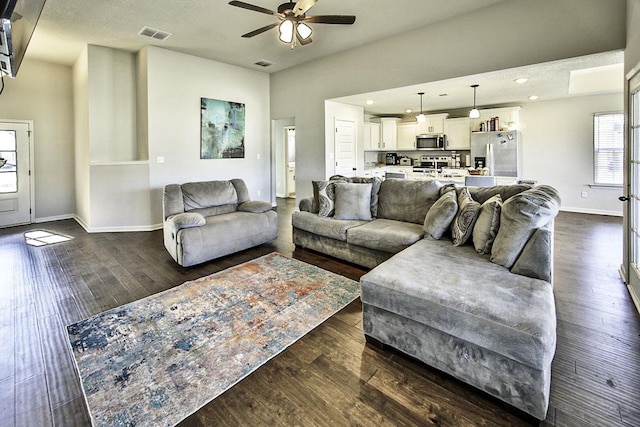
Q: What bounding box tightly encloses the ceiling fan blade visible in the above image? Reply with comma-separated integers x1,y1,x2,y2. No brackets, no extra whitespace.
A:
293,0,317,17
241,22,280,38
304,15,356,25
228,1,281,17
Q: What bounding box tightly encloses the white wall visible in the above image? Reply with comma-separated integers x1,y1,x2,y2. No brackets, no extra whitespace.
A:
0,58,75,221
520,94,623,216
270,0,627,202
144,46,271,225
87,45,138,162
73,48,90,225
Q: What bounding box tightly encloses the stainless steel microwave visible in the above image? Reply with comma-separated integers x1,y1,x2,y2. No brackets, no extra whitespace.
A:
416,134,445,150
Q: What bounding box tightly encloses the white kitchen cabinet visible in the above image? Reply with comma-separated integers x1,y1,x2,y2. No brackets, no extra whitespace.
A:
397,122,417,150
417,113,448,135
444,117,471,150
363,122,381,151
380,118,399,151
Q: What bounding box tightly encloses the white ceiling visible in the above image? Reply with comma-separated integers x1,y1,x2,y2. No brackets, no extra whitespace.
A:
25,0,624,114
27,0,508,73
331,51,625,117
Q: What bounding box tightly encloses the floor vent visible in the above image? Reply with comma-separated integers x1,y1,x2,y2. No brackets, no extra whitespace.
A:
138,26,173,41
254,59,273,67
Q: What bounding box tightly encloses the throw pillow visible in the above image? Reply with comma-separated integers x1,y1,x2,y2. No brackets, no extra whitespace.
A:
312,179,347,217
350,177,383,217
334,183,373,220
472,194,502,254
450,187,481,246
423,191,458,240
491,185,561,268
168,212,206,230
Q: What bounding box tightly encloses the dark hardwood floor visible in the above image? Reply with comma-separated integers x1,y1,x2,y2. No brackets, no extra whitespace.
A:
1,199,638,426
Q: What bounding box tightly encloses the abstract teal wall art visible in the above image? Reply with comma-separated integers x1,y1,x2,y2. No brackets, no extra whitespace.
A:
200,98,245,159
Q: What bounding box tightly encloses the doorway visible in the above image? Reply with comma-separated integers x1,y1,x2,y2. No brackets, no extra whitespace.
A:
0,121,33,228
284,126,296,198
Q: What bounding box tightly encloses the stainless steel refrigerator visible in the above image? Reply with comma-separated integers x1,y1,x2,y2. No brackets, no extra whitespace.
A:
470,131,521,177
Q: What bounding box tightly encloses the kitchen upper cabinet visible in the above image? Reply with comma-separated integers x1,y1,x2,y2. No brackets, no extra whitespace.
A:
364,122,381,151
417,113,448,135
397,122,417,150
380,118,399,151
445,117,471,150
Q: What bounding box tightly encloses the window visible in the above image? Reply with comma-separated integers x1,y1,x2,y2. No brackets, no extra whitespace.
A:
0,130,18,193
593,112,624,186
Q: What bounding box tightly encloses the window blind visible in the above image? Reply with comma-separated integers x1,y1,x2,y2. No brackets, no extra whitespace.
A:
594,112,624,186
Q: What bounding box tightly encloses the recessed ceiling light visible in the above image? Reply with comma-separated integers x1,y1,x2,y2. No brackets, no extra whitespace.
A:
514,78,529,84
366,100,374,105
528,95,539,100
405,108,413,113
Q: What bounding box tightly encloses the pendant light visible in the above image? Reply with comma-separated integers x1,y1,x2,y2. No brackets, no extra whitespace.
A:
469,84,480,119
416,92,426,123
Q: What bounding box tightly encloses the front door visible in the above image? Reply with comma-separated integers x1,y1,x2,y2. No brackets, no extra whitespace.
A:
0,121,32,227
334,118,356,177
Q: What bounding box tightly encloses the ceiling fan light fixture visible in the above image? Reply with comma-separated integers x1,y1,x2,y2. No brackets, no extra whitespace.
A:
297,22,312,40
469,84,481,119
279,19,294,43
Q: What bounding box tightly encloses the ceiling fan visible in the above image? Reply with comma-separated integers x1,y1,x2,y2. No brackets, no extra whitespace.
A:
228,0,356,49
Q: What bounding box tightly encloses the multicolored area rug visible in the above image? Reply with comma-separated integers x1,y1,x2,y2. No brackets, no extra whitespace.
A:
67,252,360,427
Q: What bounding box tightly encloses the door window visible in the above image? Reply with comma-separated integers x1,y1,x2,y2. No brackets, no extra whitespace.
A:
0,130,17,193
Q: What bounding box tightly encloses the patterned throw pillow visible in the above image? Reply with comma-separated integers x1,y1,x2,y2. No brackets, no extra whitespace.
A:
312,179,347,217
472,194,502,254
451,187,481,246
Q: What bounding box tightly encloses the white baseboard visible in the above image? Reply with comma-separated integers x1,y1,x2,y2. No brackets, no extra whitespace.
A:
73,215,163,233
560,207,623,217
35,214,75,223
628,284,640,315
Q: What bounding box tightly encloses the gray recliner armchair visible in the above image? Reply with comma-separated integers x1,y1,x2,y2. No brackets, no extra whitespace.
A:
163,179,278,267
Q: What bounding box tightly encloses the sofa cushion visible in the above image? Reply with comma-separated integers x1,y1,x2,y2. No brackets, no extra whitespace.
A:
167,212,206,230
182,181,238,210
313,179,348,217
347,219,424,253
360,239,557,370
473,194,502,254
334,183,373,220
377,179,443,224
491,185,561,268
423,191,458,240
238,200,272,213
451,187,481,246
292,211,368,242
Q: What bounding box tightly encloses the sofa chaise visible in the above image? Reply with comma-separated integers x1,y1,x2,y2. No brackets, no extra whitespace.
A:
163,179,278,267
292,177,560,420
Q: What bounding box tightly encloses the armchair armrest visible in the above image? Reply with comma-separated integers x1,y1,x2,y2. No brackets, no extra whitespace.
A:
238,200,273,213
166,212,206,231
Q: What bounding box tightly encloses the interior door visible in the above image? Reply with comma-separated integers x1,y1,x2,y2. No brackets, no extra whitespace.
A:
626,70,640,310
0,122,32,227
334,118,356,177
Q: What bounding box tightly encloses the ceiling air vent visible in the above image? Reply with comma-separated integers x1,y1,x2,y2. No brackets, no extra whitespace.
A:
138,26,172,41
254,59,273,68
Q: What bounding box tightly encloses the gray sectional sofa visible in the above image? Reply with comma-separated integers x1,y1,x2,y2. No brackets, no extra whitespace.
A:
163,179,278,267
293,177,561,420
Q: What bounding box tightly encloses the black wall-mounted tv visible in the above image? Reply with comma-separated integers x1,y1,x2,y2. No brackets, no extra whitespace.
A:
0,0,46,77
